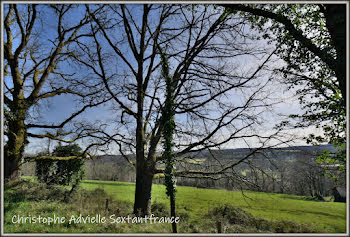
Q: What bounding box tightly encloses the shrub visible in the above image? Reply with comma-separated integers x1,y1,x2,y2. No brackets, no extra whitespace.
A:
208,204,318,233
35,144,85,187
208,204,256,226
4,179,67,203
151,202,169,216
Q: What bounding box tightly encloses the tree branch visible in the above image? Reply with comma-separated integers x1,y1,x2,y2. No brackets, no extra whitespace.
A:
26,97,110,129
223,4,337,75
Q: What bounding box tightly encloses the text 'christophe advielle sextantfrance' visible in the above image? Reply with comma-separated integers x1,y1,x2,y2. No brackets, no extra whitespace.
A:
12,214,180,225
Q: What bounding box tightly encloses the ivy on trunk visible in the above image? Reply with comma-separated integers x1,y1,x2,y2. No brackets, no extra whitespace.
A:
159,45,177,233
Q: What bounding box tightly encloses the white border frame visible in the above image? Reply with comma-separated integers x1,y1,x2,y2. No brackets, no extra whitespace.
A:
1,1,349,236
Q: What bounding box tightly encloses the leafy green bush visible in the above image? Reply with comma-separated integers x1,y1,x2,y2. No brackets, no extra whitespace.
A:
35,144,85,187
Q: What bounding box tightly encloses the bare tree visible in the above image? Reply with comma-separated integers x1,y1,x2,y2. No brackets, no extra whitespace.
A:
3,4,108,180
73,4,285,216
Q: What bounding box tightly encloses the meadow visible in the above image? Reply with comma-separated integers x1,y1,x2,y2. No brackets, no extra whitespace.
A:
4,178,347,233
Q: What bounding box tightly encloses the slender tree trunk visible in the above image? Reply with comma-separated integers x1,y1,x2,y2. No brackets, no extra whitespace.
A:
170,194,177,233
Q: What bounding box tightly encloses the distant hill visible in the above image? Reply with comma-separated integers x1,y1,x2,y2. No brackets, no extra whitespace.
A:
89,144,335,164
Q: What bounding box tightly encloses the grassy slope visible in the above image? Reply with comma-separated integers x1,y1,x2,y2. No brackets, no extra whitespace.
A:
4,178,346,233
81,180,346,233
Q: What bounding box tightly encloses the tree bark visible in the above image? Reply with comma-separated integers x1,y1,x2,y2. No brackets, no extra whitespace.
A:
133,159,155,216
4,150,21,180
4,107,27,181
170,195,177,233
4,106,27,180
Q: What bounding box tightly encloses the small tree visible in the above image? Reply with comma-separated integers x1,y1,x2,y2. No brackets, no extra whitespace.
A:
35,144,85,190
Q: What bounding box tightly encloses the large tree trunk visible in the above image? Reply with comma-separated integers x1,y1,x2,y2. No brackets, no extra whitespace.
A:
4,111,27,181
4,150,21,180
133,91,155,216
133,159,155,216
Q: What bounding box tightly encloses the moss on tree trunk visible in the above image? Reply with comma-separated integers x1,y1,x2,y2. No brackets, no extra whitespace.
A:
5,107,27,180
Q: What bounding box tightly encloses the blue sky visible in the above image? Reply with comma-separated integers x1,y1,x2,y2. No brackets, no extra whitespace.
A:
2,4,323,156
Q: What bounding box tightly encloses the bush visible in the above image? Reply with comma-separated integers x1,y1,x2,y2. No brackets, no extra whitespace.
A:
151,202,169,216
35,144,85,187
4,179,67,203
208,204,256,226
208,204,318,233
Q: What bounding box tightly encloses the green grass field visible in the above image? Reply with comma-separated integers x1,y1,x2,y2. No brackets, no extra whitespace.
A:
4,178,347,233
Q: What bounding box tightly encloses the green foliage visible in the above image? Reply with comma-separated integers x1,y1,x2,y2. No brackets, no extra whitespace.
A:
159,46,177,200
159,43,177,232
35,144,85,186
316,146,346,183
230,4,346,173
54,143,84,157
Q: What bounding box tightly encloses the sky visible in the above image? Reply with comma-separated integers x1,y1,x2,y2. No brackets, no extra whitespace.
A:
2,3,326,156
